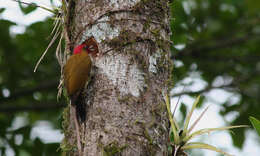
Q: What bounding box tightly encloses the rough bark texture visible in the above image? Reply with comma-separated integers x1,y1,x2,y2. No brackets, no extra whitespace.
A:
61,0,172,155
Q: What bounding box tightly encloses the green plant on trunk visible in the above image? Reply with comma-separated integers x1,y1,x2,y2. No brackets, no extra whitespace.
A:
164,94,247,156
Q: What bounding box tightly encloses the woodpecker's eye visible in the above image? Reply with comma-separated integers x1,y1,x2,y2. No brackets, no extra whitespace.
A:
83,45,88,50
83,37,99,56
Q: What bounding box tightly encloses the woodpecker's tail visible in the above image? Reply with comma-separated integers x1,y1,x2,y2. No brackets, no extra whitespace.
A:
70,90,86,123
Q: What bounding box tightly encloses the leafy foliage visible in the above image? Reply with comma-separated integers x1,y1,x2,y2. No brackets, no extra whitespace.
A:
170,0,260,149
0,6,63,155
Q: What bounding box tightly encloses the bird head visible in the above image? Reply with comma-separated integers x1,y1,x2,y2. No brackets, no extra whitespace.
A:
73,37,99,56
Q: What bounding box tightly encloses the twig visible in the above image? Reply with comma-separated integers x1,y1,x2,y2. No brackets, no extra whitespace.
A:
0,102,65,112
175,32,260,59
74,9,162,44
171,83,236,97
10,0,56,14
34,30,60,72
0,81,58,103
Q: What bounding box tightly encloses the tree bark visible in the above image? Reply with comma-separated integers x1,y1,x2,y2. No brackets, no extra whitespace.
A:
61,0,172,155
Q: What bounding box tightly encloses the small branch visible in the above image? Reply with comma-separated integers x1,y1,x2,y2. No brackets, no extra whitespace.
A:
10,0,56,14
0,80,58,103
34,31,61,72
171,83,236,97
175,32,260,59
74,9,135,44
103,38,154,56
11,0,43,8
0,102,65,112
74,9,162,44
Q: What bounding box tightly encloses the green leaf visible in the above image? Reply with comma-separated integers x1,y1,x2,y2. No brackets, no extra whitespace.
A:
165,94,180,144
0,8,5,14
182,96,200,136
183,125,248,143
18,1,37,14
182,142,233,156
249,116,260,137
13,125,31,139
180,102,187,120
196,95,205,108
169,131,175,142
246,0,260,15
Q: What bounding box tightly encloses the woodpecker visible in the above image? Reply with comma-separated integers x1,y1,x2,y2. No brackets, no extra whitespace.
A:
63,36,98,155
64,36,98,120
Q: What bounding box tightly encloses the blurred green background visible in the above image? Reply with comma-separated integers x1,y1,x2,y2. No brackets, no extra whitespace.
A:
0,0,260,155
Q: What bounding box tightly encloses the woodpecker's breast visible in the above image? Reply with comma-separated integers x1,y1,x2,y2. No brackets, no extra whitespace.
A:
64,52,92,96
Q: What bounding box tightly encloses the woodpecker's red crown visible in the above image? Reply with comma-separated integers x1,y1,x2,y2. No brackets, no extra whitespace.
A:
73,44,85,54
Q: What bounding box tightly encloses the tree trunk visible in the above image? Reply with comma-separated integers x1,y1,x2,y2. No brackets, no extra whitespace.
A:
61,0,172,155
